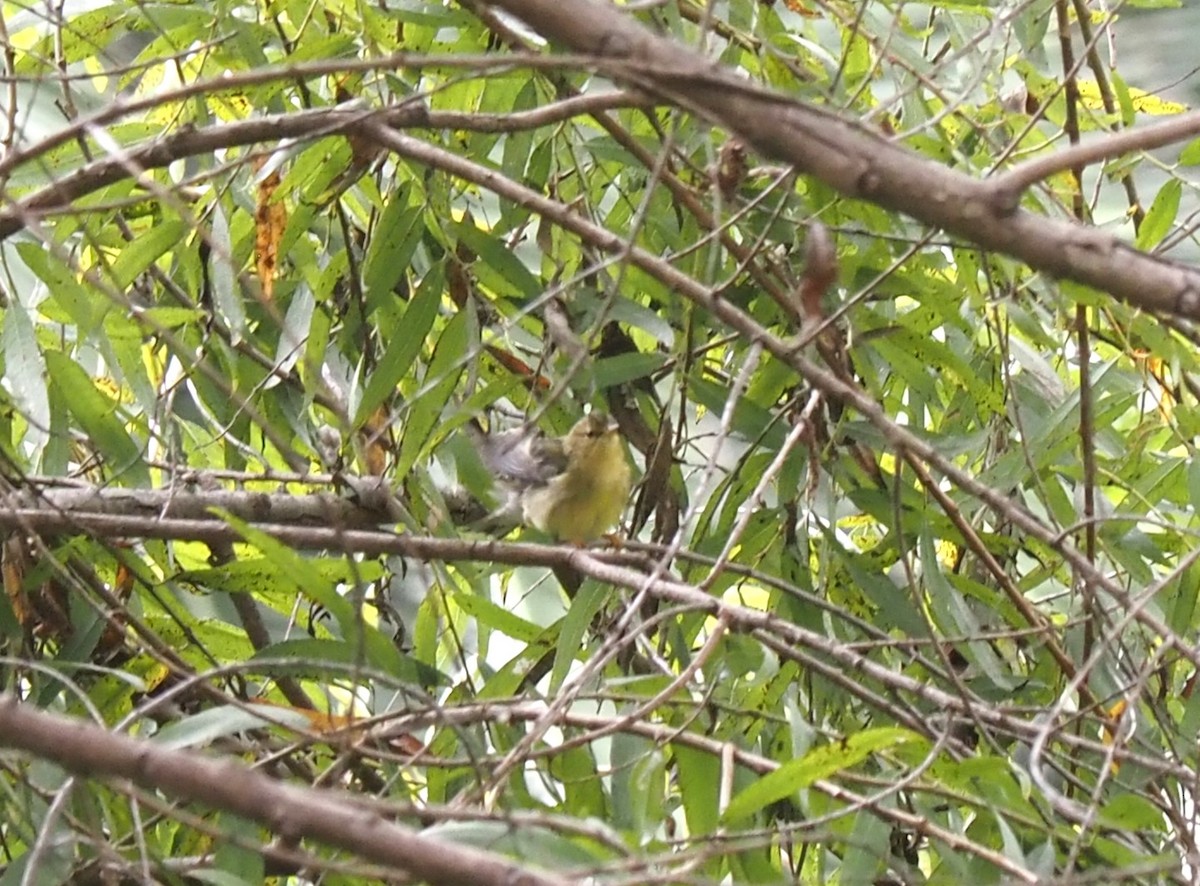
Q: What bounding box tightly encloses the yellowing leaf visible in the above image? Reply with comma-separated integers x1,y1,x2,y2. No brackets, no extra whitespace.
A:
1077,80,1187,116
253,162,287,303
252,699,362,735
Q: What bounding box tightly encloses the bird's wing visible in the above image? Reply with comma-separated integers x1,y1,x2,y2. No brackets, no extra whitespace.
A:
476,426,567,488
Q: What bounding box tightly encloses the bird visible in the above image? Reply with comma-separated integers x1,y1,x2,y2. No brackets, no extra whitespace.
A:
473,412,632,545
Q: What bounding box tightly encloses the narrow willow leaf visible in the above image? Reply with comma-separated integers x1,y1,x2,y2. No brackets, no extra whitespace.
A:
722,728,924,823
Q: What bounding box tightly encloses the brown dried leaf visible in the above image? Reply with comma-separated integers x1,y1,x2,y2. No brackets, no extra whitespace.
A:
254,166,287,303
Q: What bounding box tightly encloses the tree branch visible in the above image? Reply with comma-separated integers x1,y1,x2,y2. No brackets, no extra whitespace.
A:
484,0,1200,319
0,696,571,886
0,93,649,241
348,114,1200,684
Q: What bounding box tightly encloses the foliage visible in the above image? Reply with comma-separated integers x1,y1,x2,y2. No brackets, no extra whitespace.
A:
0,0,1196,882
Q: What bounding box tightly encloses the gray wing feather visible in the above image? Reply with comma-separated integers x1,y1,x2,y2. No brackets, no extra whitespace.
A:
475,426,566,489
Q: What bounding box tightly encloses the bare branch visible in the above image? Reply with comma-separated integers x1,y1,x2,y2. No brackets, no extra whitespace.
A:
995,109,1200,197
0,696,572,886
484,0,1200,318
0,94,650,241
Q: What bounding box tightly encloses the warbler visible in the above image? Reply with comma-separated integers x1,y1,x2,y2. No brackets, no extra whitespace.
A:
474,412,632,545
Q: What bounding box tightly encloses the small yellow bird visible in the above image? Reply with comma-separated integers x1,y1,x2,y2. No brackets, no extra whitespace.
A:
475,412,632,544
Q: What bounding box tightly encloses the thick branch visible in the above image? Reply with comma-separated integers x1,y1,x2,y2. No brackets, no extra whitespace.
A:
485,0,1200,319
0,696,570,886
1,483,397,531
0,93,648,241
3,481,1189,777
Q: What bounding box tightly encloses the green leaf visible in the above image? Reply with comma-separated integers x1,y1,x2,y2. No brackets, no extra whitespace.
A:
355,267,443,428
921,532,1015,690
675,743,721,837
1178,137,1200,166
108,219,189,289
423,821,608,866
1110,70,1136,127
452,221,540,299
1135,179,1181,251
211,516,413,680
152,704,310,750
1097,793,1165,830
552,581,606,691
209,200,246,340
452,591,543,643
45,351,150,486
394,308,467,478
211,815,266,884
362,182,421,312
723,728,924,823
251,638,445,687
840,811,891,883
278,137,354,204
16,242,100,334
593,351,669,389
2,302,49,458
